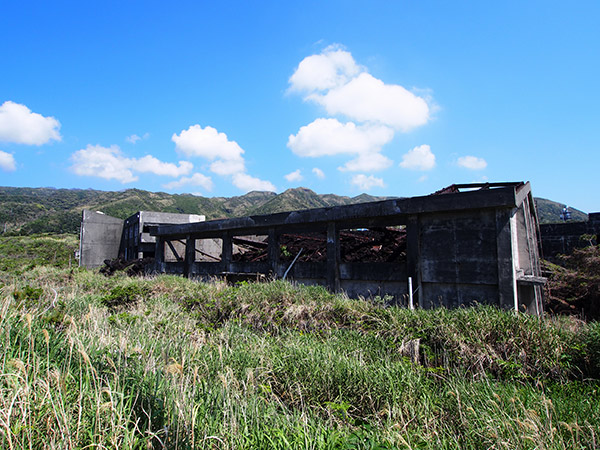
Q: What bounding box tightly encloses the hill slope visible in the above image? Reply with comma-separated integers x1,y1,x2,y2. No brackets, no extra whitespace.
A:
535,197,587,223
0,186,588,235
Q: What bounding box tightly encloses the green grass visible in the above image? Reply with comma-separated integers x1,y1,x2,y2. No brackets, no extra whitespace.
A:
0,234,78,273
0,267,598,449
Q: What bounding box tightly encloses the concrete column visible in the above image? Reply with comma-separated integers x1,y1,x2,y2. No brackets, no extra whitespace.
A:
326,222,340,292
406,215,421,308
496,208,517,310
268,228,280,277
184,235,195,278
154,236,164,273
221,232,232,273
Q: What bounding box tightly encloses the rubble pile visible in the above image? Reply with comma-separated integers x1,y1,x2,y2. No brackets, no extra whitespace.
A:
232,227,407,263
100,257,154,276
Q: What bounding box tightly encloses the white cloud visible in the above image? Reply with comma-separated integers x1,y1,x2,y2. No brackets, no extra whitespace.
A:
210,158,246,176
289,47,431,132
288,46,431,172
0,150,16,171
312,167,325,179
70,144,193,183
288,45,361,93
339,152,393,172
173,124,275,193
163,173,214,191
350,174,385,190
311,73,430,132
136,155,193,177
399,145,436,171
126,133,149,144
457,155,487,170
173,125,245,163
0,101,61,145
232,173,276,192
285,169,303,182
288,118,394,161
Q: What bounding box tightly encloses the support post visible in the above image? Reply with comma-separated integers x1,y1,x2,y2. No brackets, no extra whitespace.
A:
496,208,517,310
221,232,232,273
184,235,195,278
326,222,340,292
408,277,414,310
154,236,164,273
406,215,421,308
268,228,279,278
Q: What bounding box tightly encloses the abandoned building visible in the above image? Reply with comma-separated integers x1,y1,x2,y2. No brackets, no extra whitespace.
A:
79,210,205,268
141,182,545,315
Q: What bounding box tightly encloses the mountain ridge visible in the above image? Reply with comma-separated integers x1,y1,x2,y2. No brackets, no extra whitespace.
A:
0,185,588,235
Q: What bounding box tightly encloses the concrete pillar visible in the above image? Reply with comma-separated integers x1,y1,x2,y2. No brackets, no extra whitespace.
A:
184,235,195,278
326,222,340,292
406,215,421,308
268,228,280,277
221,232,232,273
496,208,517,310
154,236,164,273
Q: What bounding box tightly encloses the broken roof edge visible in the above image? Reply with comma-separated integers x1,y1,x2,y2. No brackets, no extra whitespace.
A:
151,182,531,239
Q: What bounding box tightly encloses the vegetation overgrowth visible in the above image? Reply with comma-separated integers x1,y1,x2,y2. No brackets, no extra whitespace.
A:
1,265,599,449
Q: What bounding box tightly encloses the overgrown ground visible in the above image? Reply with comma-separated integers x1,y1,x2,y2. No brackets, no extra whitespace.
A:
1,265,599,449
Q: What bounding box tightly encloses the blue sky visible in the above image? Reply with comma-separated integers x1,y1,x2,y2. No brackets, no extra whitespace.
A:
1,1,599,213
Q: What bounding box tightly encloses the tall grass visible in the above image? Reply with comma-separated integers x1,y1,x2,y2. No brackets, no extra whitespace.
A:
0,267,598,449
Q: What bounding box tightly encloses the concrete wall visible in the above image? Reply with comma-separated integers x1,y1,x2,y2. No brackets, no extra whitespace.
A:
416,209,501,308
122,211,205,259
79,210,124,268
540,213,600,260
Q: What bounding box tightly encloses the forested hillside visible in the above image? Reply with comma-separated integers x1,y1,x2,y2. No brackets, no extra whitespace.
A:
0,186,588,235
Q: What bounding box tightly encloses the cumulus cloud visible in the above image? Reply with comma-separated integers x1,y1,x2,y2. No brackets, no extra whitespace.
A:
399,145,436,171
288,45,361,93
0,150,16,171
289,47,430,131
457,155,487,170
339,152,393,172
126,133,149,144
136,155,193,177
70,144,193,183
163,173,214,191
0,101,61,145
287,118,394,172
232,173,276,192
350,174,385,190
288,46,432,176
173,125,245,163
285,169,303,182
173,124,275,192
311,73,430,132
312,167,325,179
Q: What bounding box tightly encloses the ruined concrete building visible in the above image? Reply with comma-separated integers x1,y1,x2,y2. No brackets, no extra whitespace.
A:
141,182,545,314
79,210,205,268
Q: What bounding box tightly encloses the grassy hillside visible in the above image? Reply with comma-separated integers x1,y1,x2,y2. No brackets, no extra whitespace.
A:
0,186,590,236
0,186,379,236
0,233,79,273
1,266,598,449
535,197,588,223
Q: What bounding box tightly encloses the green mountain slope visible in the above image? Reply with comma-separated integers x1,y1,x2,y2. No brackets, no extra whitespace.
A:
534,198,587,223
0,186,589,235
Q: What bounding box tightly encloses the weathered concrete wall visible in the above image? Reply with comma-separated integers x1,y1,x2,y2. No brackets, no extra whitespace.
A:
416,209,501,308
122,211,205,259
540,213,600,260
79,210,124,268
